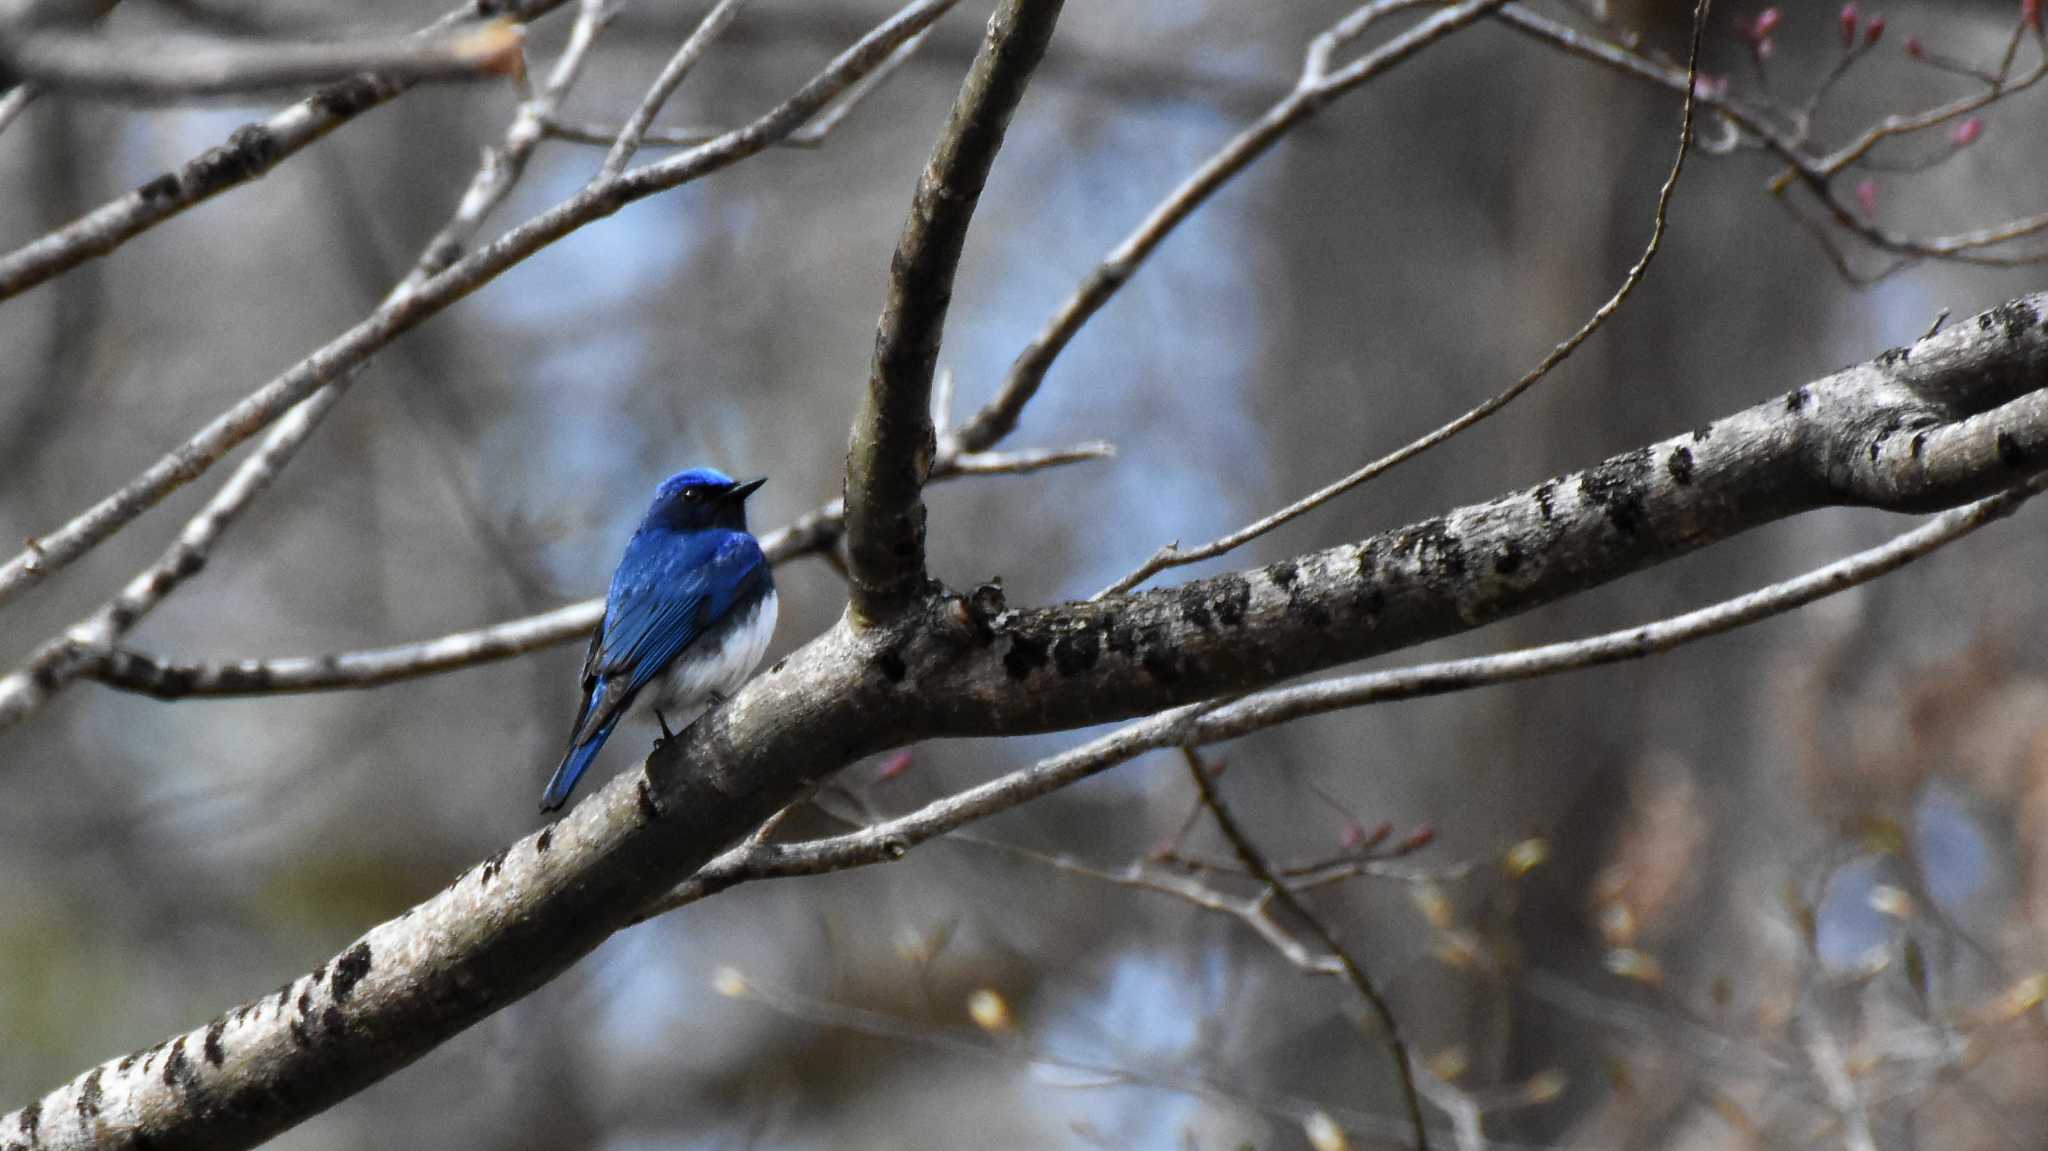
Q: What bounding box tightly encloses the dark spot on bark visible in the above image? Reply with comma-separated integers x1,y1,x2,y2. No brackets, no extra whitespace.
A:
1579,448,1654,537
30,660,59,691
147,570,175,597
1869,416,1902,462
78,1068,103,1120
1139,628,1183,684
1691,425,1712,443
172,550,205,579
330,943,372,1004
117,1054,136,1074
874,647,907,683
636,777,663,821
296,991,311,1018
136,173,180,203
1988,300,2039,340
1003,631,1049,679
311,76,382,119
1270,560,1298,589
1176,585,1213,629
1998,431,2029,468
1289,593,1332,629
107,602,136,631
321,1007,345,1033
161,1038,187,1087
769,658,787,674
1494,541,1523,576
1533,482,1557,523
1210,575,1251,626
273,984,293,1011
204,1019,227,1067
1395,519,1468,577
1052,630,1099,675
1785,387,1808,413
1666,445,1695,485
187,124,280,192
536,826,554,854
1877,346,1909,368
289,1020,310,1048
1106,621,1137,659
1910,431,1927,459
479,847,508,885
310,963,325,984
19,1101,37,1143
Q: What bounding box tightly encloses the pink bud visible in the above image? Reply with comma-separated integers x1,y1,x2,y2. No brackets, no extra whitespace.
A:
1855,179,1878,218
1340,822,1368,850
1864,14,1885,43
1692,73,1728,100
1951,116,1984,146
1753,6,1782,38
2028,0,2043,33
1756,36,1776,59
1398,825,1437,853
1903,34,1922,56
1840,3,1859,49
874,749,914,782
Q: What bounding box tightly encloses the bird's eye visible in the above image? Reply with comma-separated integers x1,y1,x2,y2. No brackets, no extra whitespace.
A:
683,487,703,503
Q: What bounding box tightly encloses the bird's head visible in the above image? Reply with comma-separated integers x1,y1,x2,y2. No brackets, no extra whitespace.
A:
648,468,766,533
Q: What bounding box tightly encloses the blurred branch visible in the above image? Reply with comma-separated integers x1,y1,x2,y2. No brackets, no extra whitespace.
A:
0,0,960,732
0,22,525,98
0,1,574,305
843,0,1065,623
1180,747,1430,1150
541,24,936,151
0,80,35,131
949,0,1504,458
1098,0,1708,597
80,441,1109,700
13,293,2048,1149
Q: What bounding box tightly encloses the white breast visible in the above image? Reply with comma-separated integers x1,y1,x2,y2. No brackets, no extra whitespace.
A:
637,589,779,730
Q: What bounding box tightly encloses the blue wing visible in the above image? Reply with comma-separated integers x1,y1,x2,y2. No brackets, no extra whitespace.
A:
541,529,768,811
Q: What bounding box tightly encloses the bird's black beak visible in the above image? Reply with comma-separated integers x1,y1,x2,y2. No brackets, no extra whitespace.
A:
725,476,767,502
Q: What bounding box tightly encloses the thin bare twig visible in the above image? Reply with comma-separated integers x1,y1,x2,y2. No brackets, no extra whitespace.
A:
949,0,1497,458
1180,746,1430,1150
0,81,37,133
598,0,749,180
1096,0,1711,598
79,440,1107,699
0,22,525,98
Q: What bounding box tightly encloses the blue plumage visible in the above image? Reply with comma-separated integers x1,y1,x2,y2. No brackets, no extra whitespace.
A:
541,468,777,811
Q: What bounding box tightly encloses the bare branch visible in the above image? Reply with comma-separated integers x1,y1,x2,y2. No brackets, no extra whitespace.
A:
0,2,574,305
842,0,1066,622
0,22,525,98
543,24,937,151
77,440,1106,700
1180,747,1430,1150
948,0,1506,457
0,80,36,133
1097,0,1710,597
597,0,748,180
0,0,960,730
648,467,2041,926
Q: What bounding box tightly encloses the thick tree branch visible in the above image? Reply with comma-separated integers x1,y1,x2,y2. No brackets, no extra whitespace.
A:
9,294,2048,1149
0,22,524,98
842,0,1064,622
0,1,574,306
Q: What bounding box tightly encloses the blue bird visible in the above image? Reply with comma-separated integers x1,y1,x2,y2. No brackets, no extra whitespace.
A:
541,468,777,811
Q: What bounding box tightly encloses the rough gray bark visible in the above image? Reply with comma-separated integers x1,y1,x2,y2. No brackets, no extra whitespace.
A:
7,291,2046,1151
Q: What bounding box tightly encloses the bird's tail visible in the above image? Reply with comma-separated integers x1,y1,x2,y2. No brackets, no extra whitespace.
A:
541,713,621,812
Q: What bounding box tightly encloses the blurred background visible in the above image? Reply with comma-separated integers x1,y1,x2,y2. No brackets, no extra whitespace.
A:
2,0,2046,1146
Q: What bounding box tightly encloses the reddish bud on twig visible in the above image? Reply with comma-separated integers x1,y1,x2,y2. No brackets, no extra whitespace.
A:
1855,179,1878,218
1752,7,1782,39
1951,116,1984,146
1692,73,1728,100
1864,14,1885,44
1903,34,1922,56
2027,0,2043,34
874,749,914,782
1755,37,1775,60
1840,3,1859,50
1397,825,1437,853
